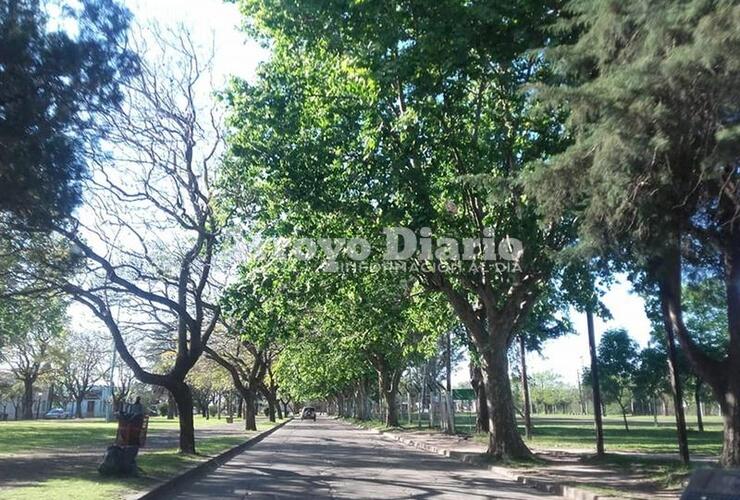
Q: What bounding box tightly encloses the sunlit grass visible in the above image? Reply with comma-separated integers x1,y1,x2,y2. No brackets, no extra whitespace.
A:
0,417,286,499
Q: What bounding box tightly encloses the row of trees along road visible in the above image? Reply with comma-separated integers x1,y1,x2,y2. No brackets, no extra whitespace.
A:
1,0,737,466
221,0,739,465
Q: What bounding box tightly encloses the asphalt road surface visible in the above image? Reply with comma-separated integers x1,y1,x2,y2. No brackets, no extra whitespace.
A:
164,417,559,499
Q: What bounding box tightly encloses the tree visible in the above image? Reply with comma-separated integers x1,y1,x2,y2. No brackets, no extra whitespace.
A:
57,331,106,418
42,25,230,454
0,297,65,418
634,345,670,425
187,356,232,420
527,0,739,465
204,327,269,431
0,0,135,226
598,329,639,431
226,0,571,460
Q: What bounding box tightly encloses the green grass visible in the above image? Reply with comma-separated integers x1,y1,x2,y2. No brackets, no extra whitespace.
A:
351,412,723,457
399,411,723,455
0,417,285,500
0,415,244,455
507,414,723,455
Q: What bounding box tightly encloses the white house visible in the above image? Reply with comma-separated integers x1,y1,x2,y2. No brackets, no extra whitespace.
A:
64,386,114,418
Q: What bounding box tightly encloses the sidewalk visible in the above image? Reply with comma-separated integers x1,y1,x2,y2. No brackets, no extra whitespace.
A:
349,424,695,500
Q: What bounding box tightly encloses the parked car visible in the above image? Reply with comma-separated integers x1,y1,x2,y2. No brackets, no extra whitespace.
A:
44,408,69,419
301,407,316,421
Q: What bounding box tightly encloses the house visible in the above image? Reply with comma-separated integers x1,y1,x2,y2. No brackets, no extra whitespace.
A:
64,386,114,418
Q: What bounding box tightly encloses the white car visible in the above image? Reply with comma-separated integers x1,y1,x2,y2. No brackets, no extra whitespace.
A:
43,408,70,419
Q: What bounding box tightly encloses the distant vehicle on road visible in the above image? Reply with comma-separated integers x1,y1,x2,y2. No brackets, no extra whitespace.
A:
301,407,316,421
44,408,69,419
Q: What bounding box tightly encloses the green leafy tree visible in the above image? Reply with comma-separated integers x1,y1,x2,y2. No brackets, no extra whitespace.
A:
526,0,739,465
226,0,570,460
0,297,66,419
598,329,639,431
0,0,135,225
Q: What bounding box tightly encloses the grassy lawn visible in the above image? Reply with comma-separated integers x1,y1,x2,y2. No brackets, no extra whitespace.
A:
0,417,285,500
350,412,724,456
502,414,724,455
0,415,248,455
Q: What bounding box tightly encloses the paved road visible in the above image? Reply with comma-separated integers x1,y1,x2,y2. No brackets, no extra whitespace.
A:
165,417,558,499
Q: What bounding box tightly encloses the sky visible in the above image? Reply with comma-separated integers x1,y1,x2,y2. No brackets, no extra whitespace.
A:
70,0,655,386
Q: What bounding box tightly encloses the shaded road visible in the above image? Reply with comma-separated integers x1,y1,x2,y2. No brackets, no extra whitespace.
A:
165,417,558,499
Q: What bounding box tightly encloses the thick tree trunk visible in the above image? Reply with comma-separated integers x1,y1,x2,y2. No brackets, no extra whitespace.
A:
719,210,740,466
356,381,367,420
243,390,257,431
520,335,533,439
720,383,740,466
236,395,243,418
22,378,34,420
695,378,704,432
75,398,83,419
480,342,532,460
379,371,400,427
266,399,276,422
170,382,196,454
167,393,176,420
470,364,489,433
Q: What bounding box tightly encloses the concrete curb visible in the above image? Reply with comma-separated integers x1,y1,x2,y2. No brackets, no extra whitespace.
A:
136,418,293,500
339,419,604,500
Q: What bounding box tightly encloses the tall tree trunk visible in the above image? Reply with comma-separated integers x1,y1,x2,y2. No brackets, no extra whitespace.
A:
653,397,659,426
587,309,605,456
276,400,283,420
167,393,176,420
169,382,196,454
266,396,276,422
75,398,83,419
357,381,367,420
379,371,400,427
618,401,629,431
480,340,532,460
236,395,243,418
243,390,257,431
445,330,455,434
281,399,289,417
470,363,489,433
22,377,34,420
660,297,691,465
520,335,533,439
695,377,704,432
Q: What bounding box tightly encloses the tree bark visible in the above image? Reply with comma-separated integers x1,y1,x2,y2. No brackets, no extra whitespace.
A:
695,377,704,432
169,382,196,454
480,341,532,460
167,393,176,420
587,309,605,456
379,370,401,427
618,401,629,431
243,390,257,431
520,335,533,439
75,398,83,419
22,378,34,420
470,363,489,433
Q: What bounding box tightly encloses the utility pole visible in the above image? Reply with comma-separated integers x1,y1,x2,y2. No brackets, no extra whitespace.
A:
587,309,605,456
445,329,455,434
519,334,533,439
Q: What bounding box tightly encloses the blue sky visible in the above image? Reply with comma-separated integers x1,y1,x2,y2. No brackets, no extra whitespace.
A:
119,0,654,386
